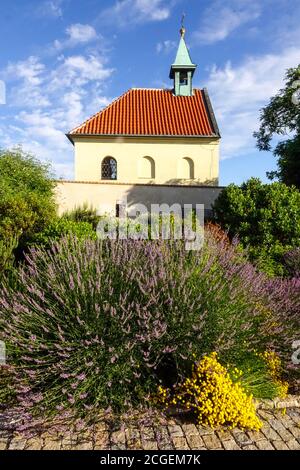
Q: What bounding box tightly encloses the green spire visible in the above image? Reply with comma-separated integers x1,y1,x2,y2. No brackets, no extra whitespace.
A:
169,27,197,96
172,36,195,69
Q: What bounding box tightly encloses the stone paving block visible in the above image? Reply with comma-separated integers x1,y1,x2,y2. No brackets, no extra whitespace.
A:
269,417,287,431
168,425,184,438
280,415,296,430
257,409,274,420
242,445,257,450
25,437,43,450
73,441,93,450
125,427,140,441
269,419,294,442
286,438,300,450
289,425,300,439
222,438,241,450
261,425,281,441
247,430,265,441
8,437,27,450
141,427,155,441
125,427,142,449
94,431,109,449
43,439,61,450
273,440,289,450
157,442,173,450
259,399,274,409
110,429,126,445
275,398,300,409
94,422,107,433
217,430,233,441
233,432,253,447
60,431,76,447
256,439,275,450
197,426,214,436
202,434,222,449
286,408,300,425
172,436,190,450
0,438,8,450
186,434,205,450
181,423,199,436
155,426,173,450
110,444,126,450
143,440,158,450
127,442,143,450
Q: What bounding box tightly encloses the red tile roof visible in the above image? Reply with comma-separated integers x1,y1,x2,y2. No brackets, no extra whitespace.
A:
68,88,219,140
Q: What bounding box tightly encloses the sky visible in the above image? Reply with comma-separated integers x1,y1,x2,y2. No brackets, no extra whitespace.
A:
0,0,299,186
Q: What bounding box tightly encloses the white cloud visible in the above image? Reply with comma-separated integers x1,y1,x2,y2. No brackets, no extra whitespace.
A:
100,0,172,27
37,0,64,18
49,55,115,89
2,56,50,108
193,0,261,45
4,56,45,86
0,52,115,179
204,47,300,160
156,40,177,54
67,24,97,44
0,80,5,105
54,24,98,50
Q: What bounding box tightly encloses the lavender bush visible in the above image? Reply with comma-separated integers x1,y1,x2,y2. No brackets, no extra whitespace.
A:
0,231,299,417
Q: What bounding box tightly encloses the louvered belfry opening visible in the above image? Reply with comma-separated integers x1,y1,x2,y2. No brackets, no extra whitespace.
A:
101,157,117,180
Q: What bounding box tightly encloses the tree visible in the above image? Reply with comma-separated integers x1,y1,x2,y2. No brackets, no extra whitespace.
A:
213,178,300,276
254,65,300,188
0,148,57,245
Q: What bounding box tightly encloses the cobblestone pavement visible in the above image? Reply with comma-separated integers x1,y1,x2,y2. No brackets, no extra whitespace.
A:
0,407,299,451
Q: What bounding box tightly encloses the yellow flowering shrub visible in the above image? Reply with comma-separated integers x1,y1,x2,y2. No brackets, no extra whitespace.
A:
158,352,262,430
260,351,288,398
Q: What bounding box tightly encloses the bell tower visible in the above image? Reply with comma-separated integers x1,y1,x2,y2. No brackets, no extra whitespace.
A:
169,20,197,97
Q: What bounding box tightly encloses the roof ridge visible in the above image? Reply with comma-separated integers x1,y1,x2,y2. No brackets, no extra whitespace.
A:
132,88,170,91
69,89,132,134
131,87,202,92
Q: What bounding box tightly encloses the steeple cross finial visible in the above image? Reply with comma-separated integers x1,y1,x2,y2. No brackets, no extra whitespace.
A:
181,12,185,29
180,12,186,38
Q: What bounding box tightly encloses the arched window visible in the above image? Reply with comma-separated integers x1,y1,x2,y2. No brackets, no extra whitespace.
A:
101,157,117,180
178,157,194,179
138,156,155,179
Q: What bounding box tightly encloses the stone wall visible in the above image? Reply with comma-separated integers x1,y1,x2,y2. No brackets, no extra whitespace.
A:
55,180,224,217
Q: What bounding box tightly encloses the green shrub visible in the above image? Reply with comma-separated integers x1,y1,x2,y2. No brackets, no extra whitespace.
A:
213,178,300,275
62,203,100,230
232,352,286,399
0,148,56,246
32,218,97,247
0,236,18,280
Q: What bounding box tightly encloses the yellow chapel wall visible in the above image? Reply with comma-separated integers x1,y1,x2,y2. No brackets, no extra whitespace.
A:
73,135,220,186
54,180,224,216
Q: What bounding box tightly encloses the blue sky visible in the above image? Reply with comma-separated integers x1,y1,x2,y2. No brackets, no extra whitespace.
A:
0,0,299,185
